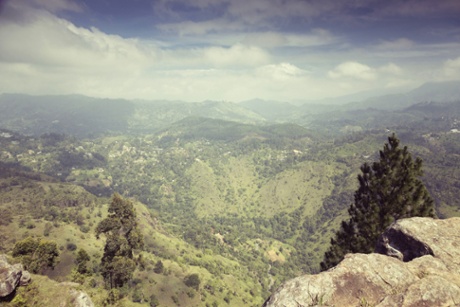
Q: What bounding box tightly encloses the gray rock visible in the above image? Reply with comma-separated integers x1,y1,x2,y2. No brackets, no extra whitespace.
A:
263,217,460,307
19,269,31,286
69,289,95,307
0,254,30,297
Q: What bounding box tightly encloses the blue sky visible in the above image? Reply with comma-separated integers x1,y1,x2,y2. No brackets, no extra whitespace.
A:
0,0,459,102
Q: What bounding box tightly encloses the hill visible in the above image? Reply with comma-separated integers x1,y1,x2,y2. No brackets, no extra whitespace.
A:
238,99,298,122
0,164,270,306
345,81,460,110
0,95,265,137
0,89,459,305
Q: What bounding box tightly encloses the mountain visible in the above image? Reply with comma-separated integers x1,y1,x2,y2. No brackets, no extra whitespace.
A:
0,94,265,137
239,99,299,121
129,100,265,132
0,94,134,136
345,81,460,110
1,87,460,306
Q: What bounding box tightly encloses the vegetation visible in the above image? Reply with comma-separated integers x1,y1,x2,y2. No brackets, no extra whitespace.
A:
184,273,201,290
321,134,435,270
0,91,459,306
96,193,144,289
13,237,59,274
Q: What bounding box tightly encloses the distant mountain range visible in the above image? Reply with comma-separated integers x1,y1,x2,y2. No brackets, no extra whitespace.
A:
0,80,459,137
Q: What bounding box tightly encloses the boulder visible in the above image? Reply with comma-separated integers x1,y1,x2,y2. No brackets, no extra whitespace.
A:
0,254,31,297
69,289,94,307
263,217,460,307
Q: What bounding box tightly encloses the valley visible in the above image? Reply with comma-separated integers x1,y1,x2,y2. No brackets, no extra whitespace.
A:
1,82,460,306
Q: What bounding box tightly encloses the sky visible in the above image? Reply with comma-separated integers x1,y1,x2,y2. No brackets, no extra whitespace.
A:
0,0,460,103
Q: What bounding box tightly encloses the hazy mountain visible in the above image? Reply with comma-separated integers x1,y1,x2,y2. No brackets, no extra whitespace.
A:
0,94,265,136
0,94,134,136
239,99,299,121
345,81,460,110
296,87,409,106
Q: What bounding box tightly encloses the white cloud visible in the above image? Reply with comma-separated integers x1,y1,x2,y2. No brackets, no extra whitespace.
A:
0,11,154,71
0,0,457,103
379,63,403,75
441,56,460,79
203,44,270,68
257,63,306,80
328,62,376,81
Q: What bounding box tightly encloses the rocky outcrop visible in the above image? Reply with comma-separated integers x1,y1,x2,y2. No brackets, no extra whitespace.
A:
69,289,95,307
0,254,31,297
263,217,460,307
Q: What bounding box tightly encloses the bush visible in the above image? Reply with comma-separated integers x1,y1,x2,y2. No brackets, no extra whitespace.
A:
184,273,201,290
149,294,160,307
66,242,77,251
153,260,164,274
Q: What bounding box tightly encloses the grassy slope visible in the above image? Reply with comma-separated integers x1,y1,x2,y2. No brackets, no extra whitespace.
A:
0,176,267,306
1,123,459,306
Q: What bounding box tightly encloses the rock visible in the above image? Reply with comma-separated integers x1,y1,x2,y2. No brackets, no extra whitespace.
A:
263,217,460,307
0,254,30,297
69,289,94,307
19,270,31,286
376,217,459,268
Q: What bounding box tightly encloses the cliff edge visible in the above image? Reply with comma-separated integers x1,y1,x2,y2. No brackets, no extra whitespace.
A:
263,217,460,307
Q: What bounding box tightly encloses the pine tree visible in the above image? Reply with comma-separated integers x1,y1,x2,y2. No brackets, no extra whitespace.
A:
96,193,144,288
321,134,435,271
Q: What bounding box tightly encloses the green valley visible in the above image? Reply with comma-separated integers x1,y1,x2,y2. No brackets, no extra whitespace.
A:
1,83,460,306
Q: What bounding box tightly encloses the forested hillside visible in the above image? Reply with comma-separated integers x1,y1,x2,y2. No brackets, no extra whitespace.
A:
1,84,460,306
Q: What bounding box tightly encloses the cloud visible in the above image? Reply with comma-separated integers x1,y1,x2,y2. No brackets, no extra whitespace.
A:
328,62,376,81
375,38,414,50
0,8,154,70
441,56,460,79
257,62,307,80
379,63,403,75
153,0,460,37
378,0,460,17
241,29,338,48
203,44,270,68
153,0,340,35
11,0,83,13
0,0,457,103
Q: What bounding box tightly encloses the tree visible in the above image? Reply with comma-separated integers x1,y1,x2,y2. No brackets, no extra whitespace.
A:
153,260,164,274
75,248,91,274
184,273,201,290
321,134,435,271
13,237,59,274
96,193,144,288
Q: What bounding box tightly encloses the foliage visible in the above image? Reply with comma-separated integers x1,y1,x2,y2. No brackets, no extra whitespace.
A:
184,273,201,290
12,237,59,274
2,97,460,306
96,193,143,288
321,134,435,270
75,248,91,274
153,260,164,274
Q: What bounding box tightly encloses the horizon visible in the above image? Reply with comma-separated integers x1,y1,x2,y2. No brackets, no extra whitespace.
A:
1,0,460,102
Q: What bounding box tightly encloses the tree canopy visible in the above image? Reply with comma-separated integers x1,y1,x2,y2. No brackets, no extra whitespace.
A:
321,134,435,271
96,193,144,288
13,237,59,274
